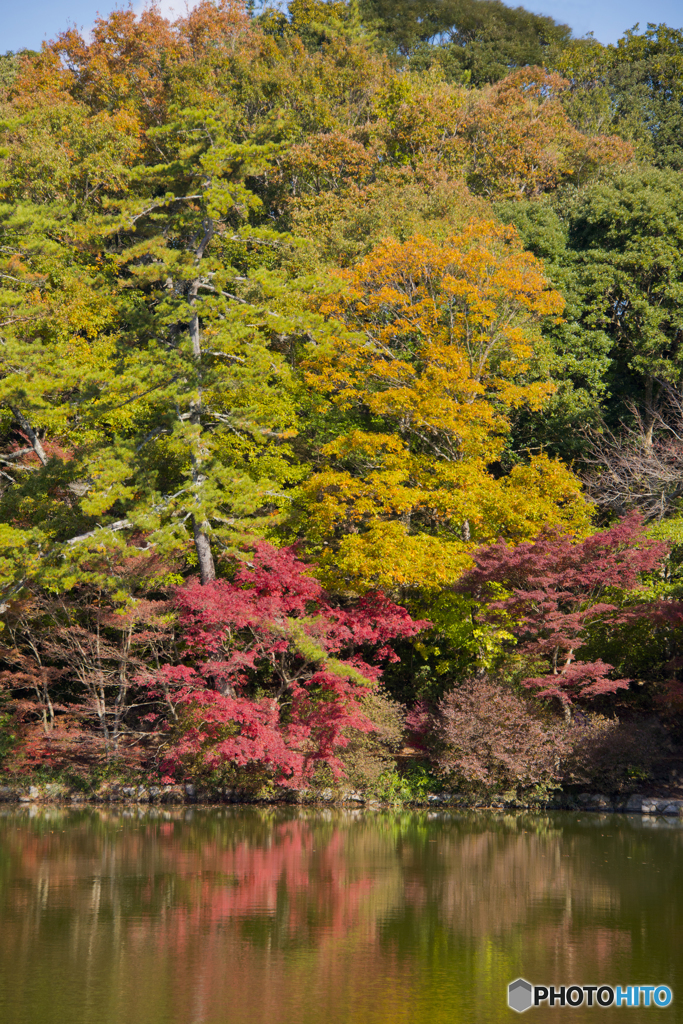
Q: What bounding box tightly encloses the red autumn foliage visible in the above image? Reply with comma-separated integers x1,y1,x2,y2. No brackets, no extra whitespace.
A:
152,542,427,787
459,515,667,705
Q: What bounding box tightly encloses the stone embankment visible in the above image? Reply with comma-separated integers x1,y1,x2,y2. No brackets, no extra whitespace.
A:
547,792,683,815
1,783,683,814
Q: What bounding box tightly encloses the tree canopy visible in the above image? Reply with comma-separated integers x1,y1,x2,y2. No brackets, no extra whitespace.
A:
1,1,683,797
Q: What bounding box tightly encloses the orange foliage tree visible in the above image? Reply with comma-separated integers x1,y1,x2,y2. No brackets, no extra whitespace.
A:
299,222,592,591
460,67,634,199
42,1,254,128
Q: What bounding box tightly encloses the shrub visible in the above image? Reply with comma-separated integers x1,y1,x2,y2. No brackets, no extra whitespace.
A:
563,714,672,792
415,676,570,799
333,690,405,794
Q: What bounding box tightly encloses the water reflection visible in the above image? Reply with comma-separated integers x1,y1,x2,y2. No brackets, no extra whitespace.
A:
0,807,680,1023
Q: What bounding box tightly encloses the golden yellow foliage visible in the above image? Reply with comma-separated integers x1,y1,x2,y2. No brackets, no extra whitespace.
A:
300,223,593,591
307,222,563,459
304,445,592,591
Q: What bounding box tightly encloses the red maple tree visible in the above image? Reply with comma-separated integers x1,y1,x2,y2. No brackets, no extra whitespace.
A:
152,542,426,786
460,516,667,707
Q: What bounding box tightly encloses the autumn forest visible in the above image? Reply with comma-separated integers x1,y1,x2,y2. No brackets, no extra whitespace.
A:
1,0,683,802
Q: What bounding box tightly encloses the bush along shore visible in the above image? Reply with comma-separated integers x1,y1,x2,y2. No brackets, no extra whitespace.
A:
4,5,683,794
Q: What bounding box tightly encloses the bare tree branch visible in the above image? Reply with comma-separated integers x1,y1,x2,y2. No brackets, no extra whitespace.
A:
584,383,683,520
10,407,48,466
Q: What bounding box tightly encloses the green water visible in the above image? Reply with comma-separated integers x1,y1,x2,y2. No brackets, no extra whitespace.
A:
0,806,680,1023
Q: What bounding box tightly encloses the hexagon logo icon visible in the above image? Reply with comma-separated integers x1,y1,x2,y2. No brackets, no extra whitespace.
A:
508,978,533,1013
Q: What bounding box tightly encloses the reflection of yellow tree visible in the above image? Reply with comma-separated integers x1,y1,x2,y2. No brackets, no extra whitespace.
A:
0,808,676,1024
301,225,592,592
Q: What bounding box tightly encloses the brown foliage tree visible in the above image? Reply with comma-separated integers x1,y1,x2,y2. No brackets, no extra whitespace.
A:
460,67,633,199
413,677,570,797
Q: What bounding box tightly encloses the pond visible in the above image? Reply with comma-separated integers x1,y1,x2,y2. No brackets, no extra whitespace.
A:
0,806,680,1023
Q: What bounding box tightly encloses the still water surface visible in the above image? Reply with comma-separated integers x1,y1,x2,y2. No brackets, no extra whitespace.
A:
0,806,680,1023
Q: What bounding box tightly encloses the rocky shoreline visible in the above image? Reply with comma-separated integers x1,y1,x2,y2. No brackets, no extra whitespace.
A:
1,783,683,815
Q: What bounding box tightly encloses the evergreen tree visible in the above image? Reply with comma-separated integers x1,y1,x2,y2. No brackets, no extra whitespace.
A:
361,0,572,83
558,24,683,171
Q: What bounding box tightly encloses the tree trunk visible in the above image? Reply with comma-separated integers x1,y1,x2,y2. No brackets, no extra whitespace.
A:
559,697,572,726
11,407,48,466
192,514,216,585
643,376,658,448
187,221,216,585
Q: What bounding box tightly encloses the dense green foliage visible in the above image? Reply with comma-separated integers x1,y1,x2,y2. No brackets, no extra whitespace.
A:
359,0,572,83
1,0,683,797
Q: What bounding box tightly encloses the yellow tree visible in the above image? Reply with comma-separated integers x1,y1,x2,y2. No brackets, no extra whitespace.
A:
300,222,592,591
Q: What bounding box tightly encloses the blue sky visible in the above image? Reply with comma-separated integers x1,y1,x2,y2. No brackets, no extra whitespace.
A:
2,0,682,54
528,0,682,42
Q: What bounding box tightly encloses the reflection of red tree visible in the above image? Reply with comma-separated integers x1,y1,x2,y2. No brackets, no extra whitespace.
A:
139,822,379,951
0,809,675,1024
